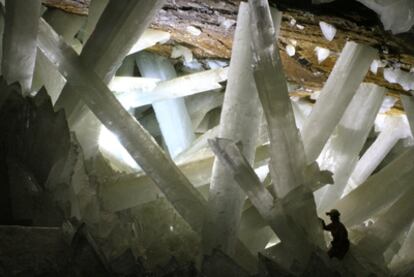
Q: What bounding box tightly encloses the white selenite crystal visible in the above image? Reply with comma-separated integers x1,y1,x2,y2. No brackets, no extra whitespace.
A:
314,46,330,63
310,90,321,100
220,18,236,29
82,0,167,84
399,73,414,91
206,59,229,69
302,41,377,163
357,0,414,34
136,52,195,158
100,154,207,212
128,29,171,55
315,84,386,212
31,51,66,105
202,2,262,256
43,8,86,48
344,115,410,195
355,184,414,261
401,95,414,137
292,99,312,130
181,59,204,72
37,16,262,272
270,7,283,38
319,21,337,41
209,138,313,270
53,0,168,163
32,8,86,100
286,44,296,56
99,126,139,171
76,0,109,44
384,67,401,83
370,59,386,74
101,139,270,212
250,0,325,265
54,0,166,125
37,17,208,231
110,77,159,96
186,91,224,130
2,0,41,94
186,25,202,36
379,96,398,113
332,146,414,227
171,45,193,63
110,67,228,108
384,68,414,91
251,2,307,199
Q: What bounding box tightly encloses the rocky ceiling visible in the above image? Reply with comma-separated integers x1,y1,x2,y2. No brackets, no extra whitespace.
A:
42,0,414,112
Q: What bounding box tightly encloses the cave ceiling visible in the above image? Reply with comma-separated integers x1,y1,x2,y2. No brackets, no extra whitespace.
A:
42,0,414,113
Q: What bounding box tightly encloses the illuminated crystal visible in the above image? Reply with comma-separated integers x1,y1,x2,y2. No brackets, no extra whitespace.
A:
2,0,41,93
316,84,386,211
301,41,377,162
136,52,195,158
202,2,262,256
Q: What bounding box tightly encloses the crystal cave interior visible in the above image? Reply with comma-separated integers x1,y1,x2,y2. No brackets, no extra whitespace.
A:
1,0,414,276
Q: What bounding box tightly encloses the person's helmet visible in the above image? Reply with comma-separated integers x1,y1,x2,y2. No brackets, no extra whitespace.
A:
326,209,340,217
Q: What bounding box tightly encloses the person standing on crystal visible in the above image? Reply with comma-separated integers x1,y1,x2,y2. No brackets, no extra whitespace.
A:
320,209,350,259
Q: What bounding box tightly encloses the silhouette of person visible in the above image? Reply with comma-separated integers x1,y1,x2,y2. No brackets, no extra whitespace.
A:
320,209,350,259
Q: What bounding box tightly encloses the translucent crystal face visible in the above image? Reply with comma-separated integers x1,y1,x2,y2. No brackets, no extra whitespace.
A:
136,52,195,158
99,126,139,171
301,42,378,163
357,0,414,34
319,21,337,41
315,84,386,212
2,0,41,94
314,46,330,64
4,0,414,274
